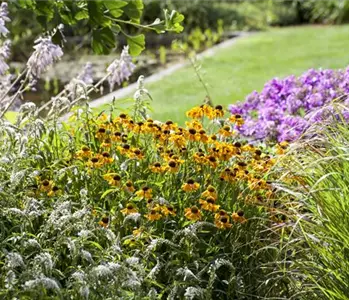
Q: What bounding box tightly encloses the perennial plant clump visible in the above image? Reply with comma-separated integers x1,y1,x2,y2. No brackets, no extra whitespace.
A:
229,67,349,142
0,96,298,298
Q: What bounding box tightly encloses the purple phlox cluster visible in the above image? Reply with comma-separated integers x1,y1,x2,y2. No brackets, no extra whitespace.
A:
27,37,64,78
0,2,10,37
229,67,349,142
107,46,136,91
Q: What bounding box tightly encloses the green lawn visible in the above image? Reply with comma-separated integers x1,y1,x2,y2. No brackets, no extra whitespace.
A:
106,25,349,124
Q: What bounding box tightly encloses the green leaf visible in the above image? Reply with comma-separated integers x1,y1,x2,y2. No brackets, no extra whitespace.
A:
104,0,128,18
126,34,145,56
123,0,144,23
101,188,117,200
165,10,185,33
92,27,115,54
88,1,104,26
75,10,89,21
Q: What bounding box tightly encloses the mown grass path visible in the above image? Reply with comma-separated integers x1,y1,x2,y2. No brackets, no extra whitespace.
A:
103,25,349,124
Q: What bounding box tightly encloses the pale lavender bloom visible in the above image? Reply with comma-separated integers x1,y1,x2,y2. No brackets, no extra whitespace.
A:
77,62,94,85
0,2,10,37
107,46,136,91
27,37,63,78
0,40,11,75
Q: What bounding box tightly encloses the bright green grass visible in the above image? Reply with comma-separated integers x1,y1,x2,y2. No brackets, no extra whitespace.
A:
100,25,349,124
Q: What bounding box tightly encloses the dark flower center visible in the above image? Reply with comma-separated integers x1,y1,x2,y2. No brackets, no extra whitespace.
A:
189,128,196,135
98,128,106,133
113,175,121,181
187,179,195,184
191,206,199,214
221,217,228,223
237,210,244,217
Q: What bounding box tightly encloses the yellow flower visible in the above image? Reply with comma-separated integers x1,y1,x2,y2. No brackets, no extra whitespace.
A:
215,215,232,229
47,185,61,197
98,216,109,228
184,206,202,221
135,186,153,199
76,146,92,158
182,179,200,192
100,138,112,148
95,126,108,140
193,152,206,164
219,125,234,137
149,162,166,173
220,168,236,183
186,128,201,142
121,203,138,215
133,227,145,237
169,133,187,148
205,155,219,168
199,197,220,212
87,155,103,168
40,179,53,192
276,141,289,155
167,160,179,173
215,209,228,220
112,131,122,142
113,113,130,125
185,120,203,131
101,151,114,164
186,106,204,119
161,205,176,216
103,173,122,186
202,185,218,200
207,105,224,119
232,210,247,224
117,143,131,155
124,180,135,193
229,114,244,126
198,129,209,143
145,209,162,221
128,148,144,160
161,120,177,131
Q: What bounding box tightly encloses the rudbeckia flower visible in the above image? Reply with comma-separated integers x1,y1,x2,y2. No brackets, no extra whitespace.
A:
184,206,202,221
182,179,200,192
135,186,153,199
232,210,247,224
215,215,232,229
202,185,218,200
145,209,162,221
103,173,122,186
121,203,138,215
124,180,135,193
199,197,220,212
76,146,92,158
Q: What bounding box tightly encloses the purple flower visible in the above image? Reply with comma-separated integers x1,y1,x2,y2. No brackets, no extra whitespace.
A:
229,67,349,141
0,2,10,37
107,46,136,91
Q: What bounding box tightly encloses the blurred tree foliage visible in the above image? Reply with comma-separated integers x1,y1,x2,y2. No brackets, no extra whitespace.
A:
7,0,184,58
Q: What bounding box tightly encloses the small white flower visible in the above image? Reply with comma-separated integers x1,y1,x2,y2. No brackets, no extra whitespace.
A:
6,252,25,269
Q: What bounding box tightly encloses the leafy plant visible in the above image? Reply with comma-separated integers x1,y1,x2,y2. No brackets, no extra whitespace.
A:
14,0,184,55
